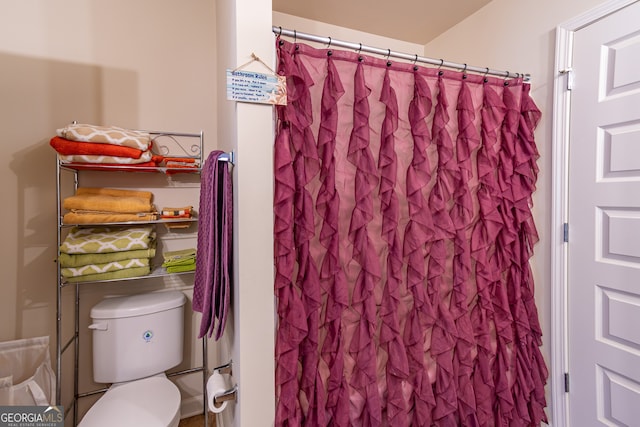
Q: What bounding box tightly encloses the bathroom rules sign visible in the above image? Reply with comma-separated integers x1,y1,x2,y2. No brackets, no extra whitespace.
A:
226,69,287,105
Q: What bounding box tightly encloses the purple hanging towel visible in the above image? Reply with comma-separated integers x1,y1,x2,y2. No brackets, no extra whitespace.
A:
194,150,232,340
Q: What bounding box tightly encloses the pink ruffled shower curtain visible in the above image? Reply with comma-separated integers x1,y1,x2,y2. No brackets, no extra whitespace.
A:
274,38,547,427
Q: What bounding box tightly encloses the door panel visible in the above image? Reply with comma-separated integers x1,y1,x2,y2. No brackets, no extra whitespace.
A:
568,2,640,425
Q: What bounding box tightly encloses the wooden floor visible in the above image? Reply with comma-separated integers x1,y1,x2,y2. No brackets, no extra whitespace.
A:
178,412,216,427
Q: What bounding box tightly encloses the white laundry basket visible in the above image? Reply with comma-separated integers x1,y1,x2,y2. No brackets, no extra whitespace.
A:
0,336,56,406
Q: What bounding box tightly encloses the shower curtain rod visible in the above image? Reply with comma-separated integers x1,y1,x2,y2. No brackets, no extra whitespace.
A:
272,26,530,83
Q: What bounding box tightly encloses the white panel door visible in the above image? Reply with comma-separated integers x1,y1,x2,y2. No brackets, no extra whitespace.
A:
568,2,640,425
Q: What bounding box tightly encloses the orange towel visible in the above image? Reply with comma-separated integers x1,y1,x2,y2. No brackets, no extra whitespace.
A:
163,157,196,164
163,157,200,174
50,136,146,159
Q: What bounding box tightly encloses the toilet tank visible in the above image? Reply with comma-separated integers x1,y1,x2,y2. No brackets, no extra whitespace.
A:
89,291,186,384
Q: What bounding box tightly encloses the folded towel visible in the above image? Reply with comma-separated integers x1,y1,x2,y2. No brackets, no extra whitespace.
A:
58,245,156,267
63,194,153,214
162,257,195,268
165,165,200,175
163,259,195,269
162,214,191,219
58,151,154,165
161,214,191,220
59,226,155,254
161,206,193,218
63,211,158,224
62,258,150,278
163,157,197,165
63,159,162,170
50,136,146,159
64,266,151,283
166,264,196,273
76,187,153,200
162,248,196,262
162,249,196,272
56,124,151,151
163,157,200,174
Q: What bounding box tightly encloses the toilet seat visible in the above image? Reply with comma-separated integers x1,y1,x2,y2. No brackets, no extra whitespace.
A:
78,376,180,427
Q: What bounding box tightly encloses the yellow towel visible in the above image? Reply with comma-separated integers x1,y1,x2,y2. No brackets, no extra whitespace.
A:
63,211,157,224
63,194,153,213
76,187,153,201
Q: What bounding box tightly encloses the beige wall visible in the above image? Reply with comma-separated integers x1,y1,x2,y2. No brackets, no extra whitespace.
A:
273,12,426,53
0,0,218,420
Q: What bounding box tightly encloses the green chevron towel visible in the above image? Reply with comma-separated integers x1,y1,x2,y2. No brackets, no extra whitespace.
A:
61,258,150,278
64,266,151,283
60,226,155,254
58,245,156,267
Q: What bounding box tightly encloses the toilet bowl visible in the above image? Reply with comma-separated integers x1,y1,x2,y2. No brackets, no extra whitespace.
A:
79,291,186,427
78,375,180,427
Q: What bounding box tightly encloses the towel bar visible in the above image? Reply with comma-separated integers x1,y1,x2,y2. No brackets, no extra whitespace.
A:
217,152,234,164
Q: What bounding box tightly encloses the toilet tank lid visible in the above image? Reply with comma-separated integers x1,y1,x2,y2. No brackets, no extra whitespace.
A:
90,291,186,319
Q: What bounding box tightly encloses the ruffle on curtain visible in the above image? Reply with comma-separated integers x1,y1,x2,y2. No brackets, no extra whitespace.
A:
274,38,548,427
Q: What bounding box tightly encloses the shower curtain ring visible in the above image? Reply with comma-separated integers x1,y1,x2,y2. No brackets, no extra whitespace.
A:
438,59,445,76
357,43,364,61
277,26,284,46
483,67,490,83
293,30,297,43
327,36,332,48
413,54,419,71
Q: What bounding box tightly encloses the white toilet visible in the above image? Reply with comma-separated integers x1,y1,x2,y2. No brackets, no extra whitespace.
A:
79,291,186,427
